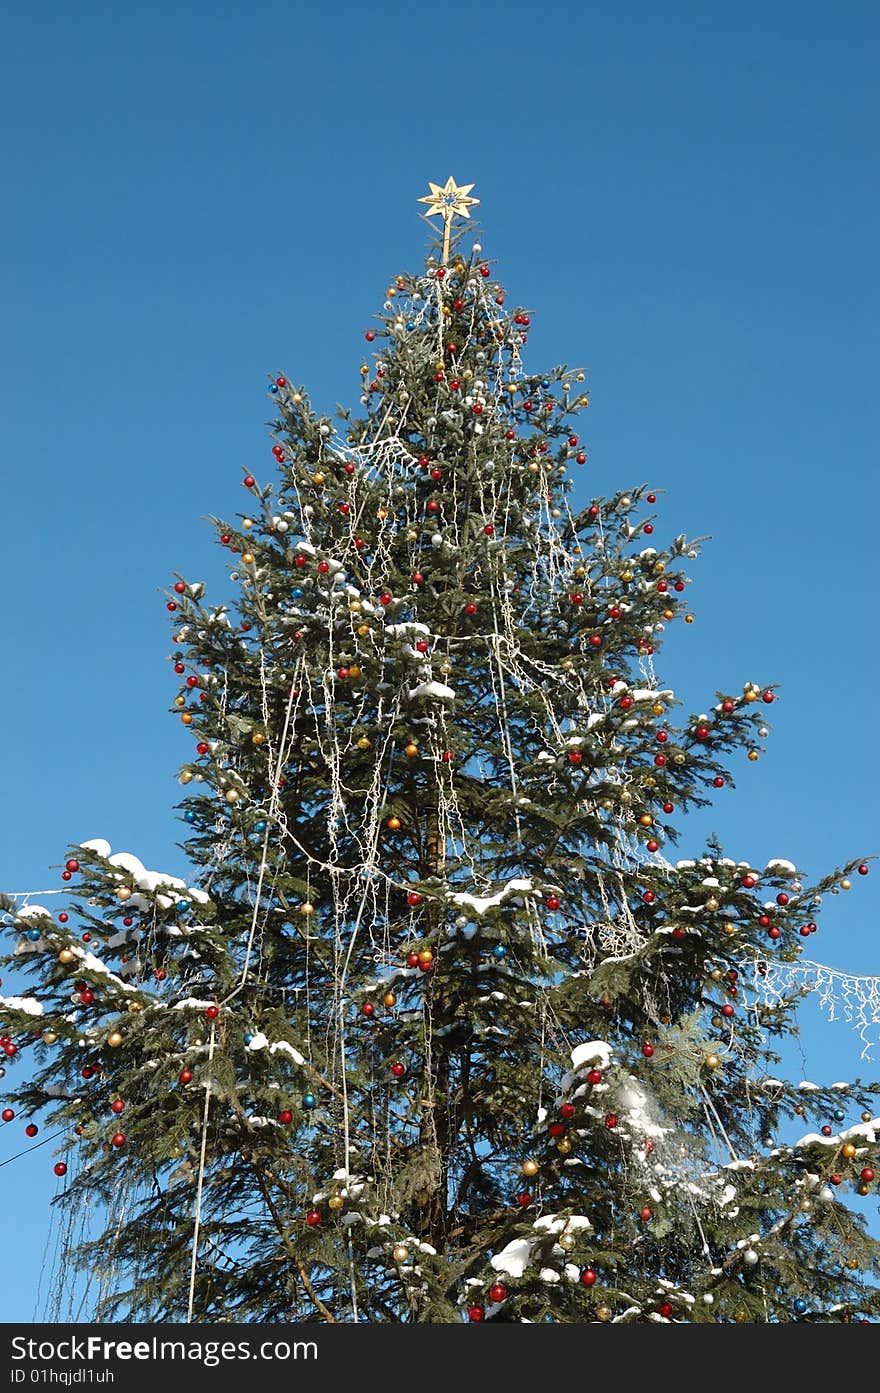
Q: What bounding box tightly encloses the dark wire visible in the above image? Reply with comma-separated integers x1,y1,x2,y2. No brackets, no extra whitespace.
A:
0,1128,68,1169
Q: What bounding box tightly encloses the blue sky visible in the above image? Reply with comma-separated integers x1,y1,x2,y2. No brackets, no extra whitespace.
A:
1,1,878,1321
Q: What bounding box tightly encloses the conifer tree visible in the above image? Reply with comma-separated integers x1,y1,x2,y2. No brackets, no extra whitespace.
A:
2,181,878,1324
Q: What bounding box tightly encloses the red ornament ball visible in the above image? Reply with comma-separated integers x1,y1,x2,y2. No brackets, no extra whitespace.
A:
306,1209,322,1227
58,912,69,924
580,1268,597,1286
858,864,869,875
695,726,710,741
646,839,659,853
587,1068,603,1085
111,1132,125,1148
205,1005,219,1020
777,892,790,906
713,777,725,788
663,801,674,814
560,1102,576,1119
62,871,71,881
604,1113,619,1130
464,601,477,616
111,1100,125,1115
516,1191,533,1207
488,1283,507,1304
721,1004,735,1018
568,751,583,766
861,1168,876,1183
54,1162,67,1177
179,1069,193,1085
1,1108,14,1122
639,1206,653,1222
65,859,80,873
365,331,375,342
658,1302,673,1320
467,1304,485,1322
25,1123,38,1138
390,1061,406,1078
642,1042,655,1058
277,1110,293,1125
548,1121,566,1138
361,1002,375,1018
762,690,775,704
545,895,561,912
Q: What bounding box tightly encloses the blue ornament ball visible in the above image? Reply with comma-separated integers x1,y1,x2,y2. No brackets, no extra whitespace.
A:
254,820,266,833
244,1032,254,1045
269,383,279,395
176,898,190,914
184,810,197,824
793,1298,808,1315
834,1109,846,1121
302,1092,316,1110
26,929,42,941
492,944,508,960
291,587,304,599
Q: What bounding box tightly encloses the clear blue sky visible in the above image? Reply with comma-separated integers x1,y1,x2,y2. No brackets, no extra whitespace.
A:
1,1,878,1322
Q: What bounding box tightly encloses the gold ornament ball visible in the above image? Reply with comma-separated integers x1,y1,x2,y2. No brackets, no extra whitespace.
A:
621,570,633,582
252,731,266,746
799,1199,811,1211
644,776,656,788
673,752,686,764
596,1306,612,1322
684,613,694,624
174,695,186,708
404,743,419,758
348,664,362,680
58,948,75,964
734,1311,748,1324
841,879,852,891
528,462,540,474
842,1142,857,1159
522,1158,539,1177
653,561,666,575
117,887,131,902
387,816,402,831
575,565,586,578
639,813,653,828
857,1183,870,1196
406,529,418,542
747,750,759,762
312,472,325,486
180,711,192,725
705,1054,720,1069
557,1137,572,1155
663,608,674,621
241,553,254,566
862,1111,873,1123
794,1104,805,1116
357,737,371,750
653,703,665,716
127,1001,143,1014
242,518,253,530
705,897,719,912
179,770,193,785
42,1030,58,1045
392,1244,409,1263
300,902,315,917
357,624,371,639
225,788,241,804
383,991,396,1008
106,1031,124,1049
710,968,723,981
558,1233,576,1252
744,690,758,703
350,600,362,613
327,1194,345,1211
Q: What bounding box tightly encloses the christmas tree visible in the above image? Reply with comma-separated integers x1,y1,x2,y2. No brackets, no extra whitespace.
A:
1,179,878,1324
